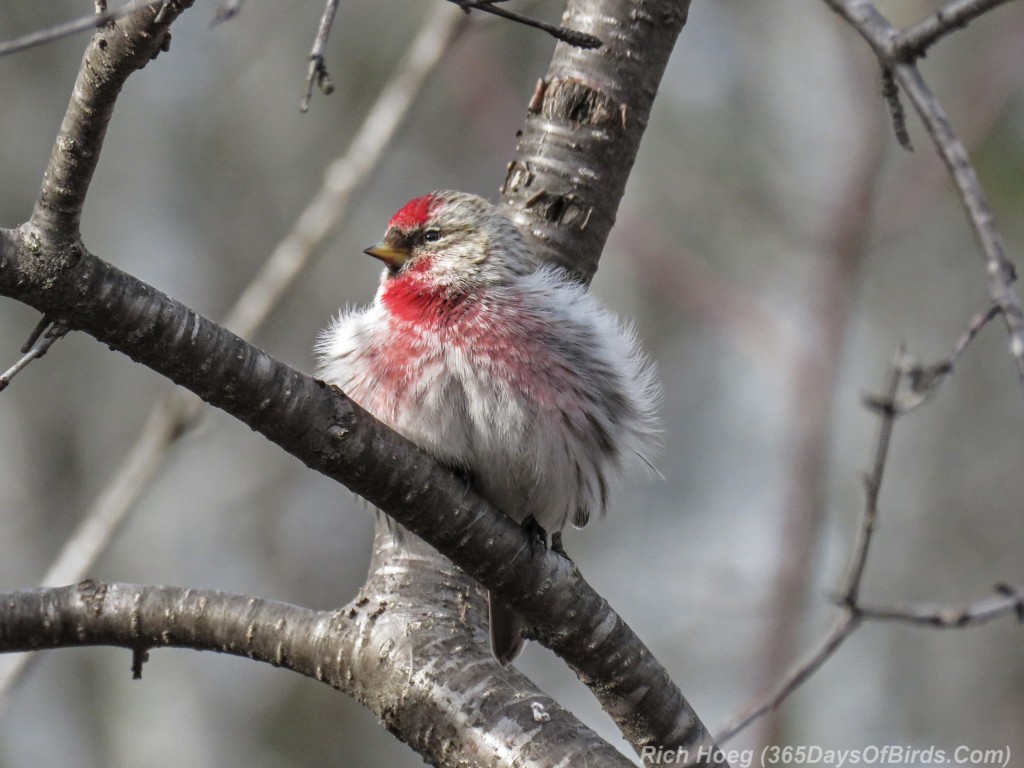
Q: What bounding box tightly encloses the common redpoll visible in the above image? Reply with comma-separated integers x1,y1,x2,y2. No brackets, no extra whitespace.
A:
317,190,658,664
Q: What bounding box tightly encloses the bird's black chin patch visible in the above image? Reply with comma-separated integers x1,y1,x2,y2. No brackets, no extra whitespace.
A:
385,258,415,278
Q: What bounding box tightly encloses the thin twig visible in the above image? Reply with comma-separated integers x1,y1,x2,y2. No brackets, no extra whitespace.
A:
876,21,1024,241
450,0,601,49
891,61,1024,388
0,319,68,393
19,314,54,353
898,0,1019,59
0,4,465,713
0,0,164,57
843,349,903,605
300,0,341,112
857,584,1024,628
947,303,1002,368
899,302,1000,408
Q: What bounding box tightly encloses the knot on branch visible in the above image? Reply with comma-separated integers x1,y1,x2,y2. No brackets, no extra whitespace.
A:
77,578,108,615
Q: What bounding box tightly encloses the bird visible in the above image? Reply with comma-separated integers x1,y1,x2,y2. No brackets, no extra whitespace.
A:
316,190,659,664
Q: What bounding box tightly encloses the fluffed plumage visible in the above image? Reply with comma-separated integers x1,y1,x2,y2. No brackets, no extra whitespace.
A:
316,190,658,663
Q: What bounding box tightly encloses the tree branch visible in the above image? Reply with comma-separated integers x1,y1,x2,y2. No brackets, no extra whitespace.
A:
0,0,169,58
28,2,191,244
0,0,723,762
719,350,902,742
821,0,1024,391
0,575,633,768
857,584,1024,627
892,303,1002,413
0,318,67,393
898,0,1019,58
889,61,1024,386
840,351,903,605
500,0,691,283
300,0,341,112
450,0,601,49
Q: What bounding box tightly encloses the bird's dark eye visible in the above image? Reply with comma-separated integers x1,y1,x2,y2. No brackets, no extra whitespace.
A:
422,229,441,243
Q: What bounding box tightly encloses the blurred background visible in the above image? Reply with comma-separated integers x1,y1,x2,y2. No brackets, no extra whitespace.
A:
1,0,1023,765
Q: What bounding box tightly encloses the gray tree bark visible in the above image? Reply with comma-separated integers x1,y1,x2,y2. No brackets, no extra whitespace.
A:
0,1,725,765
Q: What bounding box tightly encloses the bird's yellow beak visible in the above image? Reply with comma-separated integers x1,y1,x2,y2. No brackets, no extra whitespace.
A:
364,241,411,269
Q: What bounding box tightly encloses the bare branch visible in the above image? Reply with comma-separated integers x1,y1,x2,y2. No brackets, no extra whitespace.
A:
721,352,902,743
0,579,633,768
449,0,601,49
876,21,1024,240
842,351,903,605
0,319,68,393
719,577,1024,743
891,62,1024,387
300,0,341,112
944,303,1001,370
712,576,1024,745
0,0,169,58
899,0,1019,59
897,303,1001,409
858,584,1024,628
